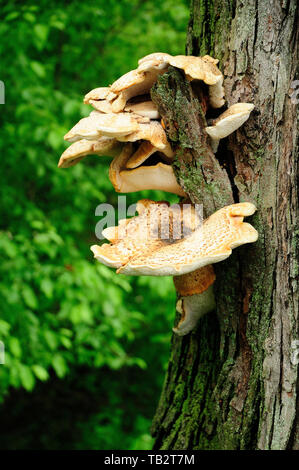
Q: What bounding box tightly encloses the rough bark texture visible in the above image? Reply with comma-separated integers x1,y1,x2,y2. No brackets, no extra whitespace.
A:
151,0,298,450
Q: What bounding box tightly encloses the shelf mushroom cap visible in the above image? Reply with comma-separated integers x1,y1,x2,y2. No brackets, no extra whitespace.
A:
137,52,225,108
109,144,185,196
125,141,173,169
117,121,172,151
138,52,172,66
91,201,258,277
58,138,122,168
124,100,160,119
83,87,116,104
205,103,255,141
91,199,180,268
117,202,258,276
64,111,144,142
91,199,201,268
110,68,164,112
89,99,115,114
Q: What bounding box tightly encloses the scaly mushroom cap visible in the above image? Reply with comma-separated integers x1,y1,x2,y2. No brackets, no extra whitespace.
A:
109,144,185,196
91,201,258,276
91,199,201,268
64,111,144,142
173,265,216,296
91,200,177,268
117,202,258,276
205,103,255,141
124,100,159,119
58,138,122,168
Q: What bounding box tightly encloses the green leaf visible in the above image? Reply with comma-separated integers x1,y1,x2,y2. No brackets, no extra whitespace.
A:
43,330,58,350
52,355,67,378
40,278,54,298
30,61,46,78
61,336,72,349
18,364,35,391
32,365,49,381
9,337,22,359
33,24,49,50
22,285,38,310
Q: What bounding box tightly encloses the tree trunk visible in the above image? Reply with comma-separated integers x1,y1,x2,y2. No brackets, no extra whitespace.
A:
151,0,298,450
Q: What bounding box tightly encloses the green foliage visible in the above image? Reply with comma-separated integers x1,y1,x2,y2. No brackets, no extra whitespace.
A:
0,0,189,449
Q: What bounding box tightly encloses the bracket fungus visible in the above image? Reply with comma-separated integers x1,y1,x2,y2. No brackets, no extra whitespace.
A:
205,103,255,152
60,52,254,195
58,52,258,335
91,201,258,335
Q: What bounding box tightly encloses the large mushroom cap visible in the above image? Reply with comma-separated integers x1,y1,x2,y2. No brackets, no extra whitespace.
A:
64,111,143,142
110,68,164,112
137,52,225,108
91,199,201,268
91,201,258,276
58,138,122,168
138,52,172,66
117,202,258,276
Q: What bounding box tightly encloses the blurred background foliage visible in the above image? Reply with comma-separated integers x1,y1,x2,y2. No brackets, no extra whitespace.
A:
0,0,190,449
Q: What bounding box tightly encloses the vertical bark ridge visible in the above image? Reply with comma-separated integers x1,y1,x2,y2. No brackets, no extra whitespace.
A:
151,0,298,450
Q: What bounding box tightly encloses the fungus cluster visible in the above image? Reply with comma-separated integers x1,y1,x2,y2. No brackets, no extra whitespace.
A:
58,52,257,335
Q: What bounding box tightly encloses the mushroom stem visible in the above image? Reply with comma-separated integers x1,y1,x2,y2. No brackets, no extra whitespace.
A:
173,285,216,336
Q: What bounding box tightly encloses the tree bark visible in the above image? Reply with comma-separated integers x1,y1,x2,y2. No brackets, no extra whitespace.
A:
151,0,298,450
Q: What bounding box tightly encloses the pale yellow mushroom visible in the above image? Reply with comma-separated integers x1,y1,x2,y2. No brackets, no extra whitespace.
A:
117,202,258,276
109,144,185,196
83,87,116,104
138,52,172,66
125,141,173,169
137,52,225,108
64,111,144,142
91,201,258,335
89,99,115,114
205,103,255,151
124,100,159,119
118,121,172,152
110,68,165,112
58,138,122,168
91,199,201,268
